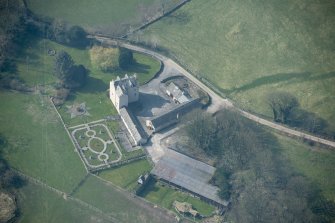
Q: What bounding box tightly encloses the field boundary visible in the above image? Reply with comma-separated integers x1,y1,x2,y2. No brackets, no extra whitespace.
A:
13,169,118,223
120,0,190,39
49,97,89,172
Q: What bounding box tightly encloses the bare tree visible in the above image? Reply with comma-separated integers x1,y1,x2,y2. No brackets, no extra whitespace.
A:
266,91,299,123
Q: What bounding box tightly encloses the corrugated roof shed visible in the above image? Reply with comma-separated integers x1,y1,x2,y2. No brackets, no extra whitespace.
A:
151,149,228,206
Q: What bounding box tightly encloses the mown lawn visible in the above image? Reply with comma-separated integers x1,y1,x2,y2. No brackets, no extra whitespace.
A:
129,0,335,131
276,133,335,201
0,91,86,192
17,182,111,223
139,179,216,217
98,159,152,191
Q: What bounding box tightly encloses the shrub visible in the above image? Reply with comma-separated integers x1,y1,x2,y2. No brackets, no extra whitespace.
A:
65,64,88,89
67,26,89,48
118,47,134,69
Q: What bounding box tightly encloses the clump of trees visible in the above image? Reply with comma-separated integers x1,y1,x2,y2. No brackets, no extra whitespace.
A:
0,0,27,72
184,109,335,223
266,91,299,123
118,47,134,69
44,19,89,48
89,46,134,72
54,51,88,89
53,51,88,105
0,134,26,222
266,91,333,138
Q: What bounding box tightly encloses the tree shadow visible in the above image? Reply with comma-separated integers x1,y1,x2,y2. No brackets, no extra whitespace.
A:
77,76,109,94
288,108,334,139
230,71,335,93
124,62,151,74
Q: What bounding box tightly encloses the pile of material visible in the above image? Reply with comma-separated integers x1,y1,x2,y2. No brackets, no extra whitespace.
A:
173,201,198,217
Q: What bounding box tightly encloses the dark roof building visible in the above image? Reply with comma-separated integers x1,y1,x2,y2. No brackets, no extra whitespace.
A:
146,98,200,133
151,149,229,207
166,82,191,104
119,107,148,145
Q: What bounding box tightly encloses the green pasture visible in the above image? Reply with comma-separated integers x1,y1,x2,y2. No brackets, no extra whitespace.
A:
0,91,86,192
73,175,170,223
129,0,335,131
26,0,158,35
17,182,111,223
276,133,335,201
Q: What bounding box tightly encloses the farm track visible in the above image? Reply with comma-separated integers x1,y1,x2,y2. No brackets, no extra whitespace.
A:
90,35,335,149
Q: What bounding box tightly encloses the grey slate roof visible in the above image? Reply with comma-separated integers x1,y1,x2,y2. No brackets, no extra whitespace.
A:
151,149,228,206
166,82,190,103
119,107,147,145
113,74,138,95
149,98,200,130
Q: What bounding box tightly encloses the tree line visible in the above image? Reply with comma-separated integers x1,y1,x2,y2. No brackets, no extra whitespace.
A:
266,91,334,139
184,109,335,223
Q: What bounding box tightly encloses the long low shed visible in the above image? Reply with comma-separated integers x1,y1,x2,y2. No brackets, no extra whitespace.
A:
151,149,229,207
146,98,201,133
119,107,148,145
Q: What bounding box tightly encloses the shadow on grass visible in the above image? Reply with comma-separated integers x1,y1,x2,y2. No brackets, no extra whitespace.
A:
288,107,335,139
136,177,159,197
77,76,109,94
124,62,151,74
229,71,335,94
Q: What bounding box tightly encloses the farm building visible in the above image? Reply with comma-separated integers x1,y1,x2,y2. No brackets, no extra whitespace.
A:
151,149,229,207
110,74,139,111
146,98,201,133
110,74,147,146
166,82,191,104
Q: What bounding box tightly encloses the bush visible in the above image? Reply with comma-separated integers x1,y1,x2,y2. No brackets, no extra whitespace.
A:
118,47,134,69
65,64,88,89
90,46,119,72
67,26,89,48
54,87,70,105
54,51,74,81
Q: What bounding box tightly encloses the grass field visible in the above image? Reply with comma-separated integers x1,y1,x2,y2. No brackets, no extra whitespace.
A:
73,175,171,223
17,37,160,126
98,159,152,191
129,0,335,131
276,133,335,201
0,91,86,192
0,35,168,222
26,0,170,36
139,179,215,217
17,182,111,223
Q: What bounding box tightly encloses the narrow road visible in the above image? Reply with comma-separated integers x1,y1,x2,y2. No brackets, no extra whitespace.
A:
90,35,335,149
